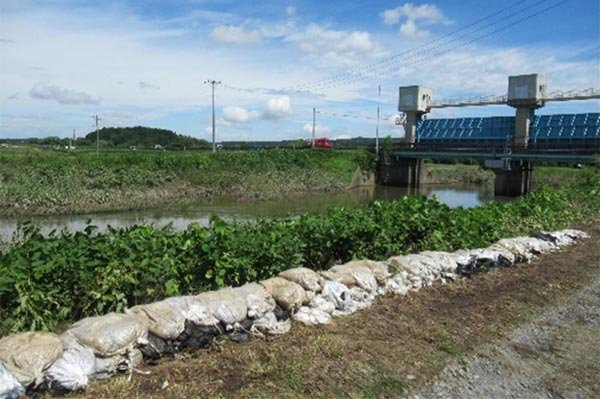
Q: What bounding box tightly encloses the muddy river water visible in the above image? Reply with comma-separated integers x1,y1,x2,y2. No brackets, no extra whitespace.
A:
0,183,508,243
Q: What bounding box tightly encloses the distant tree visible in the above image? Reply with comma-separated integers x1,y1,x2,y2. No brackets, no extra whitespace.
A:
84,126,210,150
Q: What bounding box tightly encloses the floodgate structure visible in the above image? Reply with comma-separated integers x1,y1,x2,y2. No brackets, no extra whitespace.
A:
380,73,600,196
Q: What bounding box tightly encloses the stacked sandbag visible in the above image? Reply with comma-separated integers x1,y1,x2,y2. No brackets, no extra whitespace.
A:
235,283,291,336
387,254,447,290
0,363,25,399
1,228,589,397
260,277,308,313
0,332,63,390
126,300,188,359
453,247,514,276
45,344,96,393
535,229,589,247
60,313,146,379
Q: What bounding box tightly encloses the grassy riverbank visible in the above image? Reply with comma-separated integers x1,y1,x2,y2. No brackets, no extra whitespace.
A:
1,167,598,334
0,149,374,216
423,163,583,188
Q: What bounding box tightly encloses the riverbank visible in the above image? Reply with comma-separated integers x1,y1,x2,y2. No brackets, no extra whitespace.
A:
423,163,582,188
70,221,600,399
1,148,584,218
0,149,374,217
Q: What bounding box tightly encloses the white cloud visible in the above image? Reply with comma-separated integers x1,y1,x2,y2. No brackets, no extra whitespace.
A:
285,24,377,67
263,96,293,119
29,82,101,105
381,3,451,39
304,122,330,135
381,3,450,26
222,105,260,123
335,134,351,139
286,6,297,17
211,25,263,45
399,20,429,39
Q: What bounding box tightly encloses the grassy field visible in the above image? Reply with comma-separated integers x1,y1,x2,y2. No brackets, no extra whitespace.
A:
423,162,583,188
0,148,375,216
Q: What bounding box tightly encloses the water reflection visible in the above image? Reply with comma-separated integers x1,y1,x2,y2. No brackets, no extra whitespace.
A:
0,183,502,242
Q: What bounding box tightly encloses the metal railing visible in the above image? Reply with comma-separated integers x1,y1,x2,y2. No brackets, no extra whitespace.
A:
430,88,600,109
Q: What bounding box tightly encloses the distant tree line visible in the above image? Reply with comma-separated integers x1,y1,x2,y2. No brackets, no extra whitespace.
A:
1,126,210,150
84,126,210,150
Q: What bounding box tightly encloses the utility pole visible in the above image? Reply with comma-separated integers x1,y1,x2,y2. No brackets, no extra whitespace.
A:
376,85,381,154
70,128,75,150
311,107,316,148
91,115,101,155
204,79,222,153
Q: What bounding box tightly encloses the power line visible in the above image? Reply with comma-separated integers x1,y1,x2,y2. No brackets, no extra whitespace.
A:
220,0,570,95
292,0,551,91
311,0,570,92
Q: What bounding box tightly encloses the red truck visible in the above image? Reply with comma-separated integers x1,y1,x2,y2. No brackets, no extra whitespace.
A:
305,137,333,149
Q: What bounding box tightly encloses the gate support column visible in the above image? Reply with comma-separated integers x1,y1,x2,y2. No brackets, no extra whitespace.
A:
377,158,423,189
492,161,533,197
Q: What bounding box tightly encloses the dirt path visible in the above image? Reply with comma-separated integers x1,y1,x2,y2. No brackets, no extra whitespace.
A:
410,275,600,399
68,223,600,399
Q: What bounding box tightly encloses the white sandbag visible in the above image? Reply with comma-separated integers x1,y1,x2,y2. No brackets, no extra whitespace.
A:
293,306,332,326
348,286,375,309
335,260,391,285
65,313,146,357
321,280,356,315
0,363,25,399
278,267,323,292
322,264,378,293
93,348,143,379
453,248,503,266
309,295,336,314
164,296,219,327
260,277,308,312
196,287,248,328
0,332,63,388
45,345,96,392
385,274,411,295
234,283,277,319
419,251,459,274
94,356,123,379
484,244,517,265
560,229,590,240
126,300,186,340
388,254,441,287
251,312,292,335
494,237,539,261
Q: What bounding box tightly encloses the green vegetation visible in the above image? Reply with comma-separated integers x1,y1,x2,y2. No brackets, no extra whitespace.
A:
0,149,374,216
1,167,598,333
423,162,584,187
0,126,209,150
83,126,209,150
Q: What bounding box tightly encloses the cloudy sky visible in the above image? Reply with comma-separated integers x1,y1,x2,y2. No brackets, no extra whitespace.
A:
0,0,598,141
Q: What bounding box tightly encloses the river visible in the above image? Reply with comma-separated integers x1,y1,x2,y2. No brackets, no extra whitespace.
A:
0,183,506,243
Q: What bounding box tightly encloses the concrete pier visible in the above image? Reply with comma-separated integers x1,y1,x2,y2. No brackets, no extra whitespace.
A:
492,161,532,197
376,158,423,189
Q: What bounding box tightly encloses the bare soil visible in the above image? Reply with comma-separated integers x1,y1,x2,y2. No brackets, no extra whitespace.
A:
63,222,600,399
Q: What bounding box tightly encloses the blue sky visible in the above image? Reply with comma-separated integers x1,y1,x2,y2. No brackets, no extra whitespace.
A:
0,0,598,141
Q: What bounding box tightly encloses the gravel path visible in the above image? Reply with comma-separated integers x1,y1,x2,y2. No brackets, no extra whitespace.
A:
410,275,600,399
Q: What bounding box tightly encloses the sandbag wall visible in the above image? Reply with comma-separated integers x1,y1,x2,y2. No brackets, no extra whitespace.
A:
0,229,589,398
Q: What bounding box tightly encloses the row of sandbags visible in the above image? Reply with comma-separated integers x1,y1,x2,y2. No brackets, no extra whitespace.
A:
0,229,589,398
